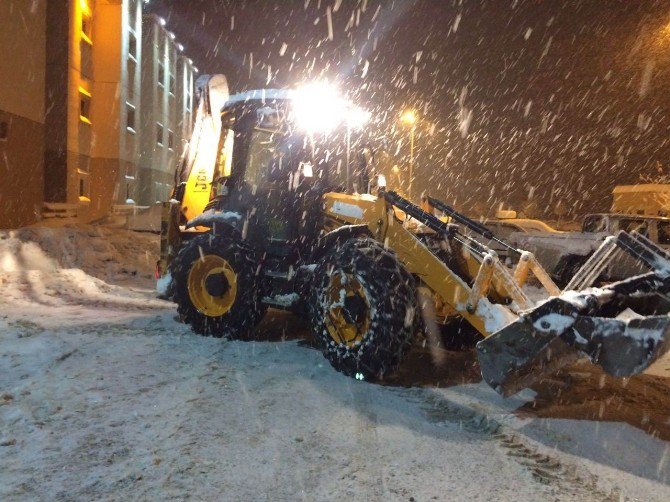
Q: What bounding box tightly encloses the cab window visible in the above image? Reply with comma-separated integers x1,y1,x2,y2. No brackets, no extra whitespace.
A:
214,128,234,180
657,221,670,245
618,218,648,236
583,216,607,233
245,128,282,186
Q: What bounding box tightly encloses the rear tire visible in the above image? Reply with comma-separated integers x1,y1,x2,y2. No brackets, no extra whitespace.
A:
172,233,266,338
308,238,416,380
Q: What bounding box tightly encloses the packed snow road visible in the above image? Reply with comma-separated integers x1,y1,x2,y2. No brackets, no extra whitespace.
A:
1,226,669,501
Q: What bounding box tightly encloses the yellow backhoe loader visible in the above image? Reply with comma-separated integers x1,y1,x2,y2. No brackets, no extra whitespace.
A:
158,75,670,396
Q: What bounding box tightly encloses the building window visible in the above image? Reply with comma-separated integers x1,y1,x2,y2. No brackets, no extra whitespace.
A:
78,154,90,173
127,58,136,99
158,62,165,87
169,73,176,95
128,31,137,60
78,170,90,201
168,129,174,150
128,0,137,27
0,121,8,141
156,123,164,145
126,102,136,131
79,88,92,124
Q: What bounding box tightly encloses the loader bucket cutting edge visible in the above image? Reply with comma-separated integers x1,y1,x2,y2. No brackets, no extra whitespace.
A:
476,297,670,396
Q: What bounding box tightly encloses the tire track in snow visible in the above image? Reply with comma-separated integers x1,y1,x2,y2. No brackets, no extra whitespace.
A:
401,388,623,501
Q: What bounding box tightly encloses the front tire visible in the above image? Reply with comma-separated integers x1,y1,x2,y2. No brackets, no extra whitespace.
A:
172,233,265,338
308,238,417,380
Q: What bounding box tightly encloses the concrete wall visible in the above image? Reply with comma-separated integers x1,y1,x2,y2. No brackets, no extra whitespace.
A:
0,0,46,228
0,111,45,228
0,0,46,122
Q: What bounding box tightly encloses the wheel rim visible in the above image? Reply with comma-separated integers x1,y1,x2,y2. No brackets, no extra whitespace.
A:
324,272,370,347
187,255,237,317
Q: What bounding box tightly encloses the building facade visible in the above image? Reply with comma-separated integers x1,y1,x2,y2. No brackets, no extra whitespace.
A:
138,14,195,206
0,0,195,228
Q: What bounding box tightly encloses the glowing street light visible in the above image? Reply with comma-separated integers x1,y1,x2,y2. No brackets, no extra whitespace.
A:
400,109,417,126
400,110,418,199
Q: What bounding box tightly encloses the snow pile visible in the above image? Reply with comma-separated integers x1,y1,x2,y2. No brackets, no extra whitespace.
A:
0,225,159,287
473,297,518,332
0,225,171,327
156,271,173,297
0,268,168,314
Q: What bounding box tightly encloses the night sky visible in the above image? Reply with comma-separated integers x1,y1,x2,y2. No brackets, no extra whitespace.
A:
148,0,670,218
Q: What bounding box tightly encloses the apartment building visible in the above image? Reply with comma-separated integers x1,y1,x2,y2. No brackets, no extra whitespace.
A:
0,0,195,228
138,14,195,206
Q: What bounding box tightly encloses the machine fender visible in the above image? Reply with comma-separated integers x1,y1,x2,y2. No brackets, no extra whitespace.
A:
309,224,372,263
184,211,243,239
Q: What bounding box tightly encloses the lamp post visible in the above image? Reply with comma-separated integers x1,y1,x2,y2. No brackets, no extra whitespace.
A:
345,107,371,193
400,110,417,199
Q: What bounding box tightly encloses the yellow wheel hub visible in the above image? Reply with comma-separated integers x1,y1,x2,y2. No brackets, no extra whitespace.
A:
187,255,237,317
324,272,370,347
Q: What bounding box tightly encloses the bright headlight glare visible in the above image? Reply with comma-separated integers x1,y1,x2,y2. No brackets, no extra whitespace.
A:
292,81,369,134
292,82,343,134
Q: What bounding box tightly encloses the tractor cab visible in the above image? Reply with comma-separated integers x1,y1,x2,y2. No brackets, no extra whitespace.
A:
161,80,374,308
194,93,361,270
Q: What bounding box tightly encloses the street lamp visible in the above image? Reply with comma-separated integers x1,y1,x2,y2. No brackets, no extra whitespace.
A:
400,110,417,199
345,106,371,192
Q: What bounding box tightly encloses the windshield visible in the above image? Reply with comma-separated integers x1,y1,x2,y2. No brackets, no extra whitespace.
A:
245,128,286,186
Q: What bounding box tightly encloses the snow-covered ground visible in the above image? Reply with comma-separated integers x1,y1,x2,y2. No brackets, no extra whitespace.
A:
1,225,669,500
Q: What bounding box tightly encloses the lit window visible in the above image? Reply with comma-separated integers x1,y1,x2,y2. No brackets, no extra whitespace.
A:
80,0,93,45
168,130,174,150
156,123,164,145
79,88,92,124
126,103,136,131
78,170,90,201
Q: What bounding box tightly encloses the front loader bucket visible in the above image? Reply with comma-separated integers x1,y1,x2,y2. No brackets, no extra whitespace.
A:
478,296,670,396
478,230,670,396
572,315,670,377
476,297,582,396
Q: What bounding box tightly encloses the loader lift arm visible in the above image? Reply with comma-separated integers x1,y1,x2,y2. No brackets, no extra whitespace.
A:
379,191,670,395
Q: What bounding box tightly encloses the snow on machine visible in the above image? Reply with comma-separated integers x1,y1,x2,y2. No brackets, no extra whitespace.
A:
157,74,670,396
